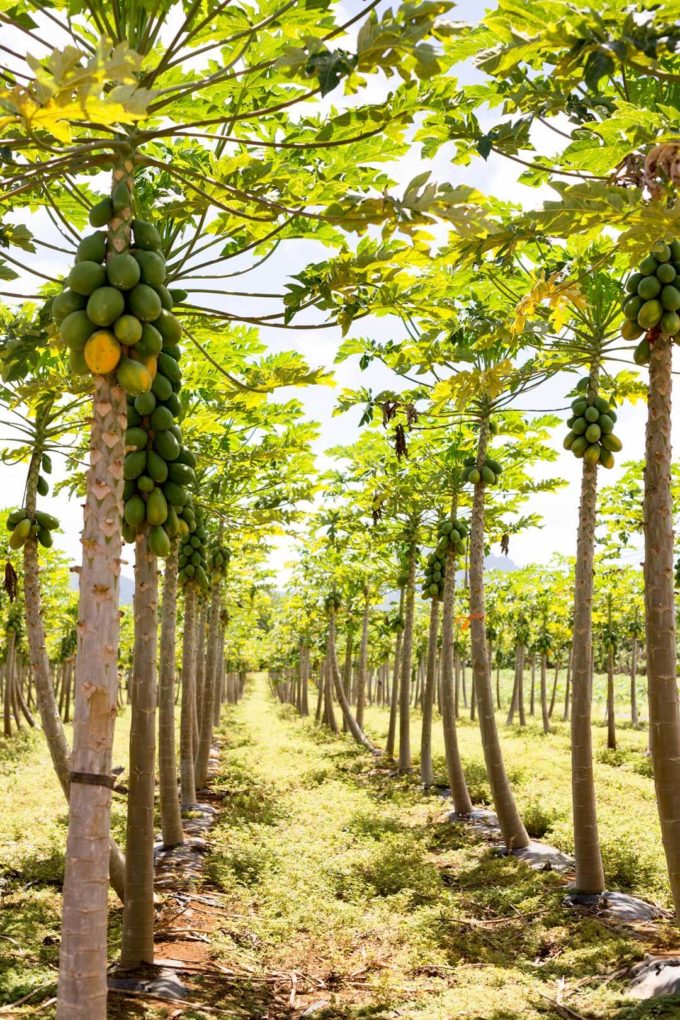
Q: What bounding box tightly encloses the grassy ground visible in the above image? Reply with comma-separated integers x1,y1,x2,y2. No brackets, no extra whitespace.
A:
207,673,680,1019
0,669,677,1019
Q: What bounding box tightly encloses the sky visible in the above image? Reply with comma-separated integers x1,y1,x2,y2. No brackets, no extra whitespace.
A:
0,1,662,586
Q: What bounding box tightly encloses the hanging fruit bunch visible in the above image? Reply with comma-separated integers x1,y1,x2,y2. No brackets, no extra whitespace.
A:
6,603,23,637
463,455,503,485
176,507,209,588
421,549,445,601
602,623,617,656
420,519,467,600
563,379,622,468
325,592,342,613
208,543,230,579
52,199,184,396
535,631,551,656
6,506,60,550
620,239,680,365
675,556,680,589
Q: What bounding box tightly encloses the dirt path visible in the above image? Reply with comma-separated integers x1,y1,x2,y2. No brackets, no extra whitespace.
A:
105,673,679,1019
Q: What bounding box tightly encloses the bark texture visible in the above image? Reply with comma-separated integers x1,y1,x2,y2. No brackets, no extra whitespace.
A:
158,542,183,848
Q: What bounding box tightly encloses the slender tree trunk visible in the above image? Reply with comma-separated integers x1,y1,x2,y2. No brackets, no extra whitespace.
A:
644,334,680,916
386,590,404,758
180,584,198,806
529,654,536,716
517,644,526,727
158,542,183,849
328,611,373,750
540,652,550,735
454,647,460,718
120,535,158,970
563,646,572,722
548,663,559,718
440,522,473,813
630,638,639,728
399,544,417,773
193,602,207,755
606,644,616,751
506,657,519,725
314,663,323,723
196,580,222,789
570,374,605,895
3,631,14,738
323,654,339,733
470,420,529,851
420,599,439,787
356,596,369,727
496,655,502,710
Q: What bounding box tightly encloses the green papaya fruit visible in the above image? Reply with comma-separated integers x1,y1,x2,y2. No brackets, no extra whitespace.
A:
132,249,166,287
53,289,86,323
117,357,152,397
563,430,576,450
658,262,676,284
69,347,89,374
37,476,49,496
114,314,143,345
661,285,680,311
634,338,651,365
572,417,587,435
123,479,136,500
124,450,147,480
468,468,481,484
134,390,156,416
155,430,180,461
122,522,137,544
89,196,113,228
157,350,180,382
599,448,615,469
155,310,181,344
621,320,644,341
124,494,146,527
150,405,174,431
41,454,52,475
157,284,173,310
571,399,587,415
638,275,661,300
165,505,179,537
61,310,94,349
76,232,106,264
148,524,171,557
35,510,59,531
167,461,195,486
137,474,155,493
481,465,496,484
163,480,187,507
128,284,162,322
7,509,27,529
163,393,182,419
571,436,588,457
133,219,162,252
585,423,601,443
584,405,600,422
107,253,140,291
602,433,622,453
662,311,680,335
138,323,163,356
87,286,125,327
146,449,168,483
146,487,168,526
69,261,106,295
125,427,148,450
127,404,142,427
640,254,659,275
623,296,642,319
653,241,672,263
626,272,643,294
168,287,188,303
638,299,663,329
583,443,601,465
151,373,173,401
10,518,32,548
37,527,53,548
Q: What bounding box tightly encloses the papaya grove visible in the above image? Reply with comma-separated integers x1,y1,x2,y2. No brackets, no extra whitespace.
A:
3,1,680,1018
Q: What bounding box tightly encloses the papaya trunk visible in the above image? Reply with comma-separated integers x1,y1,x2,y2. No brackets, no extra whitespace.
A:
180,584,198,806
23,432,125,898
570,380,605,895
196,579,222,789
3,631,14,738
398,544,417,773
440,530,473,813
386,590,404,758
643,336,680,916
357,596,369,728
548,663,559,718
420,598,439,787
323,653,339,733
540,653,550,735
120,535,158,969
193,602,207,754
606,645,616,751
529,655,536,716
328,610,373,750
630,638,639,728
563,647,572,722
158,542,183,849
470,420,528,850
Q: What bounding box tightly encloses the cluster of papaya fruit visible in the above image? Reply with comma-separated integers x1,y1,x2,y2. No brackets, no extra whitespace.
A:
421,519,467,601
325,592,342,611
463,456,502,485
563,380,621,468
178,510,209,588
208,543,230,579
52,196,185,395
534,631,551,654
602,625,617,654
621,240,680,365
6,506,59,549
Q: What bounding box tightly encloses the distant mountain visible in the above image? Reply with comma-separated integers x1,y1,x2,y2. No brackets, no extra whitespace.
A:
484,553,518,573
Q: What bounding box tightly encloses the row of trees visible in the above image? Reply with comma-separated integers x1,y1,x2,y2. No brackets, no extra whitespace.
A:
1,0,680,1015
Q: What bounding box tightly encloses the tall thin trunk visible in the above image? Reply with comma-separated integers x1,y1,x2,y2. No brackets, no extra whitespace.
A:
57,156,132,1020
563,646,572,722
120,535,158,969
158,542,183,849
180,584,198,806
357,596,369,728
386,590,404,758
398,544,417,773
630,638,639,728
517,644,526,727
193,602,207,755
23,435,125,898
328,611,373,750
469,419,528,851
196,580,222,789
606,644,616,751
548,663,559,718
496,655,502,710
3,631,14,738
420,599,439,787
323,654,339,733
540,652,550,735
644,334,680,916
440,519,473,813
506,658,518,725
570,364,605,896
529,654,536,716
